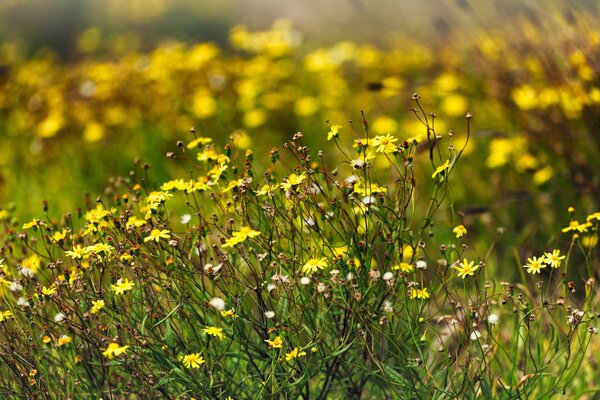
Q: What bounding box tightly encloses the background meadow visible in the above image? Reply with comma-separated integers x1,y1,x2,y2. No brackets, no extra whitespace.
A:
0,0,599,398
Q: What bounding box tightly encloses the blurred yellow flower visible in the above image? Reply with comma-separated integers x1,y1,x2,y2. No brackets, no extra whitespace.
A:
453,259,478,279
144,229,171,243
302,258,328,274
265,336,283,349
285,347,307,361
111,278,135,295
453,225,467,238
102,343,130,359
203,326,225,340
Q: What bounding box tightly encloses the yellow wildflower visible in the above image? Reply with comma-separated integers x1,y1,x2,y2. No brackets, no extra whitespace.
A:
265,336,283,349
409,287,430,300
302,258,328,274
144,229,171,243
524,256,545,274
285,347,307,361
327,124,341,141
371,133,398,153
102,342,130,359
432,160,450,179
280,172,306,191
90,299,105,314
203,326,225,340
57,335,72,347
222,226,261,248
453,224,467,238
0,310,13,322
543,249,565,269
182,353,205,368
111,278,135,295
453,259,479,279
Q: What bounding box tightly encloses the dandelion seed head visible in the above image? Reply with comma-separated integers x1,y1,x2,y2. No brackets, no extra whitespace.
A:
209,297,225,311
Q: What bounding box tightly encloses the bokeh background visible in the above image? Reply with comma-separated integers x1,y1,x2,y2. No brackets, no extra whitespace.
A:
0,0,599,260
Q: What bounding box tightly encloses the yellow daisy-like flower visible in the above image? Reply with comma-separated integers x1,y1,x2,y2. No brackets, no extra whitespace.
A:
543,249,565,269
561,220,589,233
90,299,105,314
265,336,283,349
203,326,225,340
392,262,414,273
453,259,479,279
302,257,328,274
111,278,135,295
222,226,261,248
327,124,341,141
0,310,13,322
280,172,306,191
285,347,307,361
453,224,467,238
524,256,545,274
52,229,68,242
57,335,72,347
432,160,450,179
65,244,87,260
409,287,430,300
371,134,398,153
22,219,41,230
182,352,205,368
102,342,130,359
220,308,236,318
144,229,171,243
41,285,57,296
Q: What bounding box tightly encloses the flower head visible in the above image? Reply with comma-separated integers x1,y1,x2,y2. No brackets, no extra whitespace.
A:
111,278,135,295
432,160,450,179
371,134,398,153
285,347,307,361
327,124,341,141
203,326,225,340
524,256,545,274
409,287,430,300
543,249,565,269
144,229,171,243
57,335,72,347
90,299,105,314
302,257,328,275
222,226,261,248
453,224,467,238
182,352,205,368
102,342,130,359
454,259,479,279
265,336,283,349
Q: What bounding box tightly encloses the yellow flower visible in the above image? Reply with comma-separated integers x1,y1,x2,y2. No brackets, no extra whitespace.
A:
102,342,130,359
409,287,430,300
220,308,236,318
222,226,261,248
0,310,13,322
543,249,565,269
182,353,205,368
561,220,589,233
302,258,328,274
371,134,398,153
453,224,467,238
187,137,213,149
524,256,545,274
57,335,72,347
265,336,283,349
392,262,414,273
41,285,57,296
432,160,450,179
203,326,225,340
65,245,87,260
42,336,52,344
280,172,306,191
453,259,479,279
144,229,171,243
90,299,105,314
327,124,341,141
111,278,135,295
22,219,41,229
285,347,307,361
52,229,68,242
